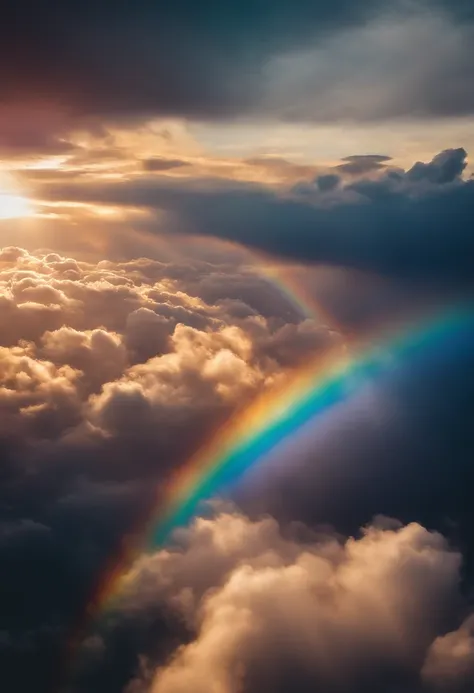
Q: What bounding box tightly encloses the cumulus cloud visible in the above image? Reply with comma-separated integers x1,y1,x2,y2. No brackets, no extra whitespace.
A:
81,509,470,693
124,309,171,364
0,247,340,693
0,344,82,439
0,246,472,693
407,147,468,184
41,326,127,391
0,247,337,460
423,616,474,691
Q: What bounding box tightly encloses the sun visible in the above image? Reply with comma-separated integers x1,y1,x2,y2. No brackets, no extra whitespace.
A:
0,191,34,220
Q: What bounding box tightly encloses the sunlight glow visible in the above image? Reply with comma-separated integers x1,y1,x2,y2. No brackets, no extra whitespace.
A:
0,192,34,220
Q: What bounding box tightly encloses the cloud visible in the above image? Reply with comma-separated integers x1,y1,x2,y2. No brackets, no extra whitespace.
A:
124,308,172,364
315,173,341,191
41,326,128,392
0,247,339,693
0,1,379,131
84,509,469,693
336,154,392,176
142,159,189,173
0,103,77,155
42,147,474,284
423,616,474,691
261,9,474,122
0,344,82,439
0,247,329,449
407,147,468,184
0,245,472,693
1,1,474,147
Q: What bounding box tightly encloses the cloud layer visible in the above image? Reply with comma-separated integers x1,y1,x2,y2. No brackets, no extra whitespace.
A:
0,235,473,693
42,147,474,284
1,1,474,150
75,509,474,693
0,247,339,693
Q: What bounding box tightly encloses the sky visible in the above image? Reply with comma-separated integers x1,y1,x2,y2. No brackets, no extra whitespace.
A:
1,1,474,692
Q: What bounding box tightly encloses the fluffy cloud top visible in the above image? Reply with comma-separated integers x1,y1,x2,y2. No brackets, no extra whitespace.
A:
0,247,342,461
82,509,470,693
0,243,472,693
0,247,339,693
423,616,474,691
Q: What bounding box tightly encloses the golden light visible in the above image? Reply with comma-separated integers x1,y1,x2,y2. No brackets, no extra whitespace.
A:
0,191,34,220
0,171,36,220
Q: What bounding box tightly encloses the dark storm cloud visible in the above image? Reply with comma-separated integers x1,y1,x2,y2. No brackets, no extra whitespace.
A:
43,147,474,285
0,0,378,121
160,148,471,284
1,0,474,136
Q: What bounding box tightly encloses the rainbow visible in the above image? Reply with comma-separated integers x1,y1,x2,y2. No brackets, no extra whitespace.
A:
64,240,474,686
248,249,342,326
145,305,474,549
252,254,319,319
64,302,474,689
